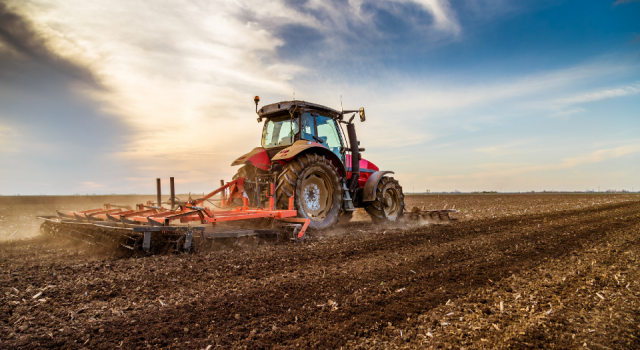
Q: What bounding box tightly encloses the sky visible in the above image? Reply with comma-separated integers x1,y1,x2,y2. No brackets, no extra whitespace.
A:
0,0,638,195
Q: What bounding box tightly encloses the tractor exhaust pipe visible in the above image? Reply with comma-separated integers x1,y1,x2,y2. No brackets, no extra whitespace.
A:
347,123,359,190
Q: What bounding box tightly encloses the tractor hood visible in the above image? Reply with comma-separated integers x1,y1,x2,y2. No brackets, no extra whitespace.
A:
231,147,271,171
271,140,327,161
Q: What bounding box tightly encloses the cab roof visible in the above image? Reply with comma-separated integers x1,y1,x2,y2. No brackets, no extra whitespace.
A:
257,101,341,119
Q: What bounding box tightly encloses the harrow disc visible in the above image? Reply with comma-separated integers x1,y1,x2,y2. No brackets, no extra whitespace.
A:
38,218,196,255
403,207,458,224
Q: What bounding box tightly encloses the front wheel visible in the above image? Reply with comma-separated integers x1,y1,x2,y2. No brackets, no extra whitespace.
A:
365,177,405,223
275,153,343,230
232,165,263,206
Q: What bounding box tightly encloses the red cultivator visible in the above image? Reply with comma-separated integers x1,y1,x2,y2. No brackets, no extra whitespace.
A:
38,177,309,254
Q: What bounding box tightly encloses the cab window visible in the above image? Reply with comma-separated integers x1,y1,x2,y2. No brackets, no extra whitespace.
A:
262,116,299,148
300,113,315,141
316,115,343,157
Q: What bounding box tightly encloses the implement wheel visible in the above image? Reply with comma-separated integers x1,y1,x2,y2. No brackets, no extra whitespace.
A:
365,176,405,223
276,153,343,230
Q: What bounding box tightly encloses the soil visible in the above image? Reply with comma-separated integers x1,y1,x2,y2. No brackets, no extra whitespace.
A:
1,193,639,349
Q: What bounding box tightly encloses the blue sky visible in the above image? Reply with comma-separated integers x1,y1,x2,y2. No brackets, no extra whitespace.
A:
0,0,638,195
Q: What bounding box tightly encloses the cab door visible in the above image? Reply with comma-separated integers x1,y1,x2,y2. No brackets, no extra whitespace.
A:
315,115,345,164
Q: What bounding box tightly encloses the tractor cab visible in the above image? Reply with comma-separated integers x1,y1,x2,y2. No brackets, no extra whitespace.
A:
261,111,345,163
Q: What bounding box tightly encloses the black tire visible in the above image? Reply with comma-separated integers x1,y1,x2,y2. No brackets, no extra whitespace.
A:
276,153,343,230
365,177,405,223
232,165,258,206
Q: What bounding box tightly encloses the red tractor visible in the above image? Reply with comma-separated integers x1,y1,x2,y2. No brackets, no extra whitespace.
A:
230,97,405,230
36,98,461,253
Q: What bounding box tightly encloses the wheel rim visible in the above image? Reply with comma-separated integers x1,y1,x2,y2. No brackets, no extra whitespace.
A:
382,188,400,218
300,170,333,220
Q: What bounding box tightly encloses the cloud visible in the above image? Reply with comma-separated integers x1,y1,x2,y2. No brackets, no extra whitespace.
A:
0,123,17,153
352,61,637,117
613,0,640,5
425,144,640,183
561,144,640,168
0,123,12,136
5,0,301,172
0,1,101,88
80,182,105,189
397,0,461,35
556,83,640,105
474,139,538,156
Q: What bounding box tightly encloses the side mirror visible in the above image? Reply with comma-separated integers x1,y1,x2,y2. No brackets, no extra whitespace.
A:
359,107,366,122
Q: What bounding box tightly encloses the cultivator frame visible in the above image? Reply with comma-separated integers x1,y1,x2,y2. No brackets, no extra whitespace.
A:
37,175,459,254
37,178,309,254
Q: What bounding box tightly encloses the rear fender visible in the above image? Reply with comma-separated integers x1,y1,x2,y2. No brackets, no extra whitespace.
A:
363,171,394,202
231,147,270,171
272,140,346,176
346,156,380,188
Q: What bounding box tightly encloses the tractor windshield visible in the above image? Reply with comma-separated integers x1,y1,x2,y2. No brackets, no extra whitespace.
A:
262,116,299,148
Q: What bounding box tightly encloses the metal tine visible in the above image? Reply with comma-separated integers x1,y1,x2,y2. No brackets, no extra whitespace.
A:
57,210,72,219
106,213,120,222
147,217,164,226
120,215,137,225
85,213,102,222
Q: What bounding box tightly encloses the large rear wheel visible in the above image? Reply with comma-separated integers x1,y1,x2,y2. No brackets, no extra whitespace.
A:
276,153,343,230
365,176,405,223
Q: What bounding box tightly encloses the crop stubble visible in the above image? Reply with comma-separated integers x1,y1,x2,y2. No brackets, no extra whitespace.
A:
1,194,639,349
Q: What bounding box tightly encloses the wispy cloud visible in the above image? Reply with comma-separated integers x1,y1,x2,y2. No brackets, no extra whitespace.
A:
556,83,640,105
613,0,640,5
0,124,17,153
474,139,538,156
362,62,636,114
561,144,640,168
80,182,104,189
426,144,640,182
390,0,461,36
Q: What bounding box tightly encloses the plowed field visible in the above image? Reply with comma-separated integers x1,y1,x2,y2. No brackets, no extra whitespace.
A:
1,194,640,349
